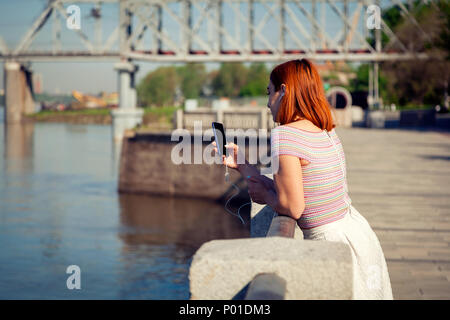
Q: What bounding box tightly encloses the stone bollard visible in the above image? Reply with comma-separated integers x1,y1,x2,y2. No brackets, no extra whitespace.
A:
189,237,353,300
351,106,365,127
365,110,386,128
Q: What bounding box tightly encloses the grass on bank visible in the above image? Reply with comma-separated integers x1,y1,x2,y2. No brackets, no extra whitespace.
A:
142,106,180,118
28,107,111,119
389,104,435,111
139,106,180,131
27,106,180,131
28,106,180,118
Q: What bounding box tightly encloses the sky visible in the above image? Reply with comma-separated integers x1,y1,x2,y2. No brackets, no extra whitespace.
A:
0,0,393,95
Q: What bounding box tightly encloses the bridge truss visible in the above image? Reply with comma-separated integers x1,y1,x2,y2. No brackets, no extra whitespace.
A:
0,0,440,112
0,0,436,63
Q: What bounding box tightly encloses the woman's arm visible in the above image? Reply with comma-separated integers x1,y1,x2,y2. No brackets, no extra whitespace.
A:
215,141,276,193
220,143,274,190
237,159,260,179
238,161,277,193
266,155,305,220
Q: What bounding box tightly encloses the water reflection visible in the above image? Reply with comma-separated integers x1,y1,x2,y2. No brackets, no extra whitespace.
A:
116,193,249,299
0,118,250,299
119,193,249,250
4,122,34,173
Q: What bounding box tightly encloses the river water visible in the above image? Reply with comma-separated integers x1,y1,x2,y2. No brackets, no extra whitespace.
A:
0,108,249,299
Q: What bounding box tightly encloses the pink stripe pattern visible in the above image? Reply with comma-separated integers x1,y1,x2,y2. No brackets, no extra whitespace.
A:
271,125,352,230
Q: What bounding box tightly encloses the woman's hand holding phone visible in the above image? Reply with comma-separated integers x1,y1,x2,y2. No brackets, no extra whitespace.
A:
211,141,266,181
212,141,241,170
212,141,277,205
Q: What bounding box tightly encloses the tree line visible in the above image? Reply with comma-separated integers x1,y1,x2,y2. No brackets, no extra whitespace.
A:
137,62,270,107
371,0,449,106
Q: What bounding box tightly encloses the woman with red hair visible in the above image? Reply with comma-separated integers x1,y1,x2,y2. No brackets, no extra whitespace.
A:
213,59,393,300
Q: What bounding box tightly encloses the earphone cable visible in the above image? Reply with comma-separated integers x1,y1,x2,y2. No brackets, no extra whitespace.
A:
224,166,250,225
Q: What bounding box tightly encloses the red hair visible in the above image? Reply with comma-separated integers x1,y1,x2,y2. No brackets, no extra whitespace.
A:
270,59,336,131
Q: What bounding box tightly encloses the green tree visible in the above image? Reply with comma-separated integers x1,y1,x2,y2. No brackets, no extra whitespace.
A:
349,64,388,102
381,0,450,106
378,5,404,48
383,4,403,29
211,63,248,97
240,63,269,97
137,66,179,107
176,63,207,99
435,0,450,60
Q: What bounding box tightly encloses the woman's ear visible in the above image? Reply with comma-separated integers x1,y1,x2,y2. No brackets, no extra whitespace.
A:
280,84,287,96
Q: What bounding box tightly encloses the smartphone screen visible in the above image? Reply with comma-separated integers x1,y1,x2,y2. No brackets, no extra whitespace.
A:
212,122,226,157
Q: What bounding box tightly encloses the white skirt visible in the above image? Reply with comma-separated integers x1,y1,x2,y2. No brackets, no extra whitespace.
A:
301,204,394,300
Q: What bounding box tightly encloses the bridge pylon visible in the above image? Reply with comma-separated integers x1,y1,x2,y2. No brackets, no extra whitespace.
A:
4,61,35,124
111,61,143,141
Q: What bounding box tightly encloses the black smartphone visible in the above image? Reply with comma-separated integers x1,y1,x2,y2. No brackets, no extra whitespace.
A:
212,122,226,157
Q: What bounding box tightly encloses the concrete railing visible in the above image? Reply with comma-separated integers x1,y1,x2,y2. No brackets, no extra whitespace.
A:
249,174,304,240
244,273,287,300
241,216,296,300
265,215,297,238
174,107,276,131
189,174,355,300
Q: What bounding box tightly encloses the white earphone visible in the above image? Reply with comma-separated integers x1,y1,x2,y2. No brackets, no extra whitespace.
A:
277,91,285,103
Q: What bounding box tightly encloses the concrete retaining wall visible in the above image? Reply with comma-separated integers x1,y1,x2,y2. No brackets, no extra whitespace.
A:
118,130,271,201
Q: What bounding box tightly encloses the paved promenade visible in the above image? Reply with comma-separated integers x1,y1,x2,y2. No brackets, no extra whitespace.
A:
337,127,450,299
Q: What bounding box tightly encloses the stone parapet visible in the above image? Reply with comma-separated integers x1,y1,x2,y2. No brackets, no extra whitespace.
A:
189,237,353,300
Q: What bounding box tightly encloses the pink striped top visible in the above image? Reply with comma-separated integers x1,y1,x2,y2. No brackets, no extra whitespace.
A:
271,125,352,229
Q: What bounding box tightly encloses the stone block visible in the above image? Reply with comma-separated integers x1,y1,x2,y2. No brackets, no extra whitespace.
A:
351,105,365,122
365,110,386,128
189,237,353,300
332,107,353,128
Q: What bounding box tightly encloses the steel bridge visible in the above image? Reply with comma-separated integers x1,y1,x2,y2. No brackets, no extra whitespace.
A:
0,0,434,62
0,0,437,136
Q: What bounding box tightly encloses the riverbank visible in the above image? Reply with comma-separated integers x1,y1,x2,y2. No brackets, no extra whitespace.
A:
25,106,179,127
22,107,450,132
27,109,112,124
